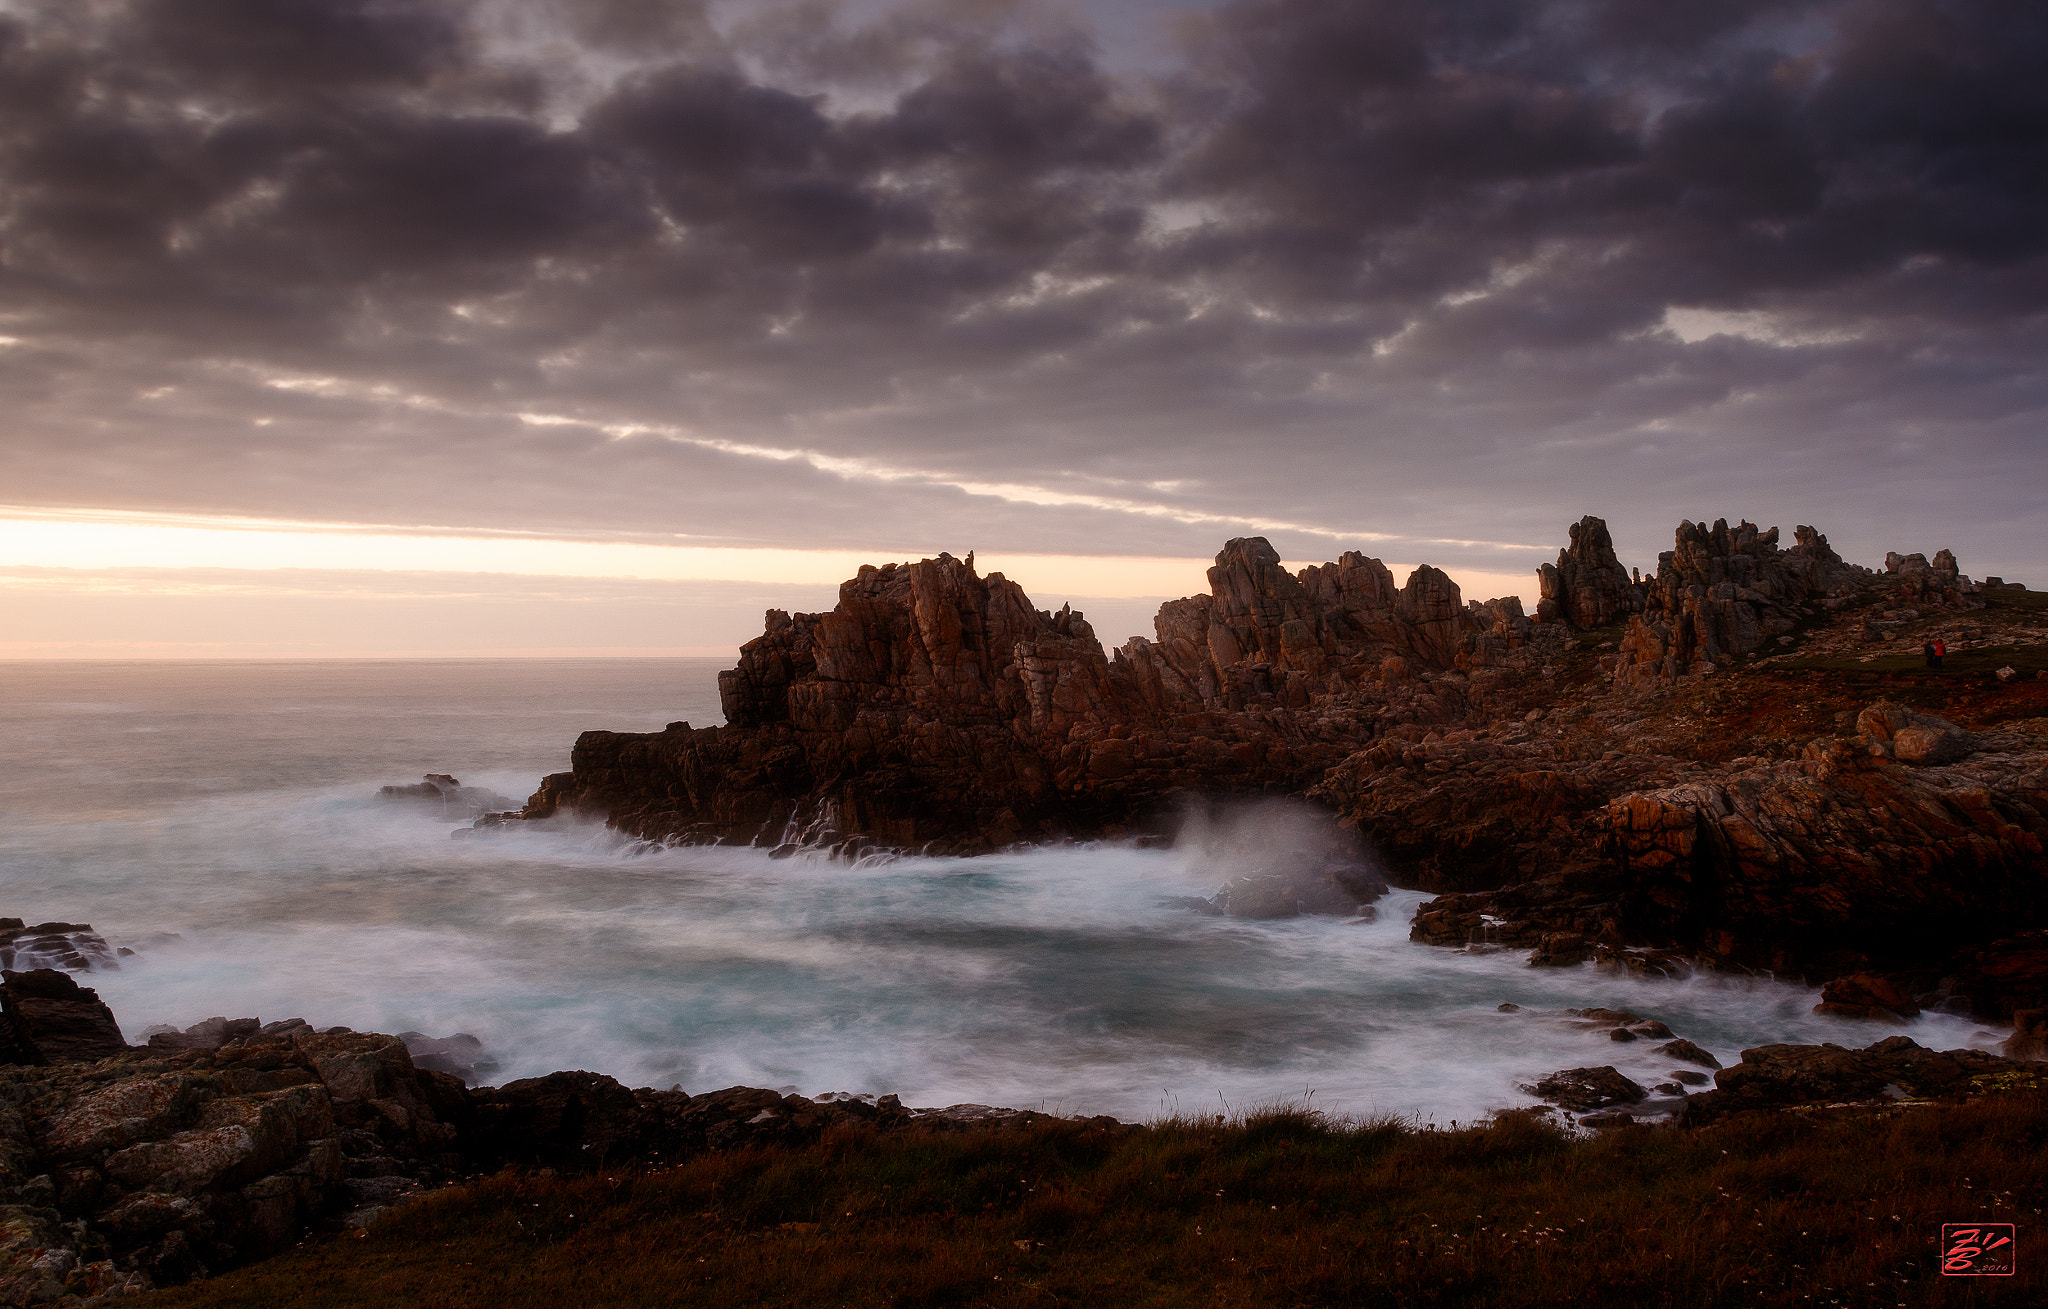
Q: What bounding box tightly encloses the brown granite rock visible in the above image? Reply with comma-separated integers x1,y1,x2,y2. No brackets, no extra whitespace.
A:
1536,516,1641,629
1,970,129,1065
1681,1036,2035,1123
1815,972,1921,1020
1610,520,1857,683
518,540,1516,858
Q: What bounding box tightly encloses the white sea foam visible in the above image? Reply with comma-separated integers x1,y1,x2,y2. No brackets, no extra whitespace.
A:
0,659,2010,1124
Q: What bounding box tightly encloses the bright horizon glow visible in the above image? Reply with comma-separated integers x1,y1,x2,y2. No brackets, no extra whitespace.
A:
0,507,1537,599
0,506,1539,659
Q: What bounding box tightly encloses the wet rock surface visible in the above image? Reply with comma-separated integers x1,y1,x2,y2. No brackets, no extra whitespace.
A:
1524,1066,1646,1113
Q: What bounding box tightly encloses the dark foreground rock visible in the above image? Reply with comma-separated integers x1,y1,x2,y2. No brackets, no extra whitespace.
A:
1681,1036,2042,1124
1,970,128,1066
0,1016,1111,1298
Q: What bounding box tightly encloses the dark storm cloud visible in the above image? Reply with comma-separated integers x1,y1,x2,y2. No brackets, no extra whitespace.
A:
0,0,2043,582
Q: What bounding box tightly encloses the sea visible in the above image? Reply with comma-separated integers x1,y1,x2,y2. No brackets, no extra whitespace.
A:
0,658,2007,1123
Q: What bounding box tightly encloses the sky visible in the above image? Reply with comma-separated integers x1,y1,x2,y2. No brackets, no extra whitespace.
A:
0,0,2043,657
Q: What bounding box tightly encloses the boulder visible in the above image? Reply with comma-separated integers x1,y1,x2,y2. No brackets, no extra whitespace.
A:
1,969,129,1064
2001,1011,2048,1062
1523,1066,1646,1112
1683,1036,2032,1122
1657,1039,1722,1070
1814,972,1921,1020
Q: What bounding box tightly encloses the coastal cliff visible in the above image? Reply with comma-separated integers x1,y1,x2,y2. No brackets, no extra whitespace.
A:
510,516,2048,983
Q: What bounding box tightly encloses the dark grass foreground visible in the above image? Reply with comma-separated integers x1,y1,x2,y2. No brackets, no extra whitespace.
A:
148,1096,2048,1309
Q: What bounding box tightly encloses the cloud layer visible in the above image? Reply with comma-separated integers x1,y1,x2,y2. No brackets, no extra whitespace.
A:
1,0,2043,582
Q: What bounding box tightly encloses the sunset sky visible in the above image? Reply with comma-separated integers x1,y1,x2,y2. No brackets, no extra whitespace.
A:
1,0,2042,657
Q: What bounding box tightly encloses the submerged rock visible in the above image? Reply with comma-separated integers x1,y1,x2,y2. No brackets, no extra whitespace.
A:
376,774,518,819
1524,1067,1646,1113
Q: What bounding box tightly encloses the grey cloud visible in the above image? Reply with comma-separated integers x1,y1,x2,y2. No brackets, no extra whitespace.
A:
0,0,2042,589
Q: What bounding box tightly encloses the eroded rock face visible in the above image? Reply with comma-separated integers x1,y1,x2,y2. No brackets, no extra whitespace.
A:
1537,516,1641,629
1610,520,1859,683
522,541,1539,856
1,970,129,1066
1377,708,2048,974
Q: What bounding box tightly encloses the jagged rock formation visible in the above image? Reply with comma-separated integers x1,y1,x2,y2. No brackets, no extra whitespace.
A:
1609,520,1861,683
1537,516,1641,628
523,539,1547,857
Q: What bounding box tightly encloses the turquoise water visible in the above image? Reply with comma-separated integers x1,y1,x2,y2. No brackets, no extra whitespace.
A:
0,659,2006,1121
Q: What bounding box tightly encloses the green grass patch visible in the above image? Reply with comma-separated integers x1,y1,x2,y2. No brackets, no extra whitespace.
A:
148,1097,2048,1308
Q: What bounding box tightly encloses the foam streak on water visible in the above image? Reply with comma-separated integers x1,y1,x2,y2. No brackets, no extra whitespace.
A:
0,659,2006,1123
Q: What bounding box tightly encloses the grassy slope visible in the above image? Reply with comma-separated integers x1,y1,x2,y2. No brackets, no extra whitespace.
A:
151,1097,2048,1308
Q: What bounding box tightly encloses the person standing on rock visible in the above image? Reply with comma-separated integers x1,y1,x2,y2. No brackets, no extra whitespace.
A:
1934,639,1946,669
1924,640,1937,668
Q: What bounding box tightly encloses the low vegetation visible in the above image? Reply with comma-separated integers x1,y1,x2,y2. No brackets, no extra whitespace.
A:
151,1094,2048,1308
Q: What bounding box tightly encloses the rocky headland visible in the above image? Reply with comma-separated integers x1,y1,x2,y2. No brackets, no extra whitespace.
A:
505,513,2048,1001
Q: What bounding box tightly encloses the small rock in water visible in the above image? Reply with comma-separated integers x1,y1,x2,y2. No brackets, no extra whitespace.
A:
1497,1002,1521,1013
376,774,519,819
1523,1066,1647,1112
399,1031,499,1086
1670,1070,1712,1086
1658,1038,1723,1069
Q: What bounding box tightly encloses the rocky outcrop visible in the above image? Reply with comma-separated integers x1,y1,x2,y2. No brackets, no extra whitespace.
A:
0,1021,468,1292
0,1011,1110,1295
505,510,2045,979
1884,550,1980,608
1609,520,1860,683
1681,1036,2036,1123
1536,516,1641,629
1,971,128,1066
1392,714,2048,974
519,540,1540,856
0,923,125,977
376,775,516,819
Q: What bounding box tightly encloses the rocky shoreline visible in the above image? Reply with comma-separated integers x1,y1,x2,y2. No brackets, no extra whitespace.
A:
3,942,2046,1303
